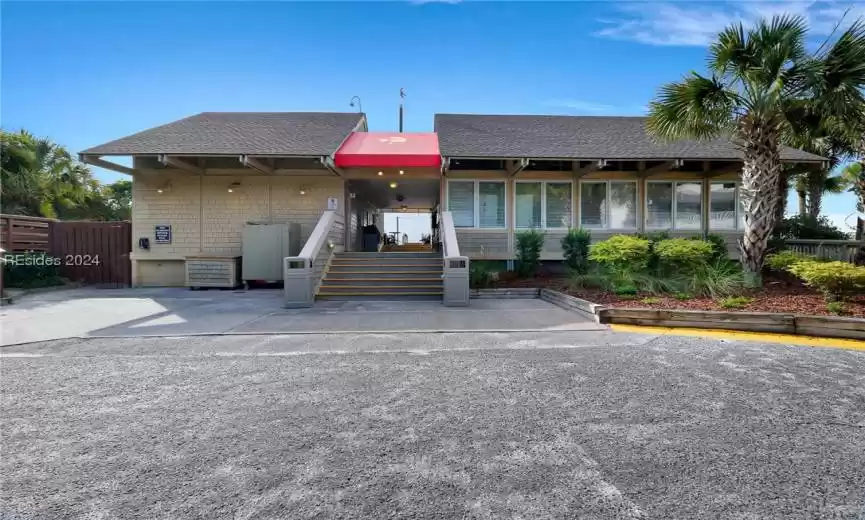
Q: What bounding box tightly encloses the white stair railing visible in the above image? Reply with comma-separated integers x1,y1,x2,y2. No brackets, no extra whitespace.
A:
283,210,344,307
440,211,470,306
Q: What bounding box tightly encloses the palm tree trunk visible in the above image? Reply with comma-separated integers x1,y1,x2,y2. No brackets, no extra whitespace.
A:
776,172,789,225
738,124,782,287
806,170,824,220
797,190,807,216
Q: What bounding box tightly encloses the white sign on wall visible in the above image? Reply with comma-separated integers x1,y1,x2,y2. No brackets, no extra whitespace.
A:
327,197,339,210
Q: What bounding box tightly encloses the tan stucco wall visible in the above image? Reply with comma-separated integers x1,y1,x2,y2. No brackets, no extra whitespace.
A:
444,169,745,260
130,172,345,286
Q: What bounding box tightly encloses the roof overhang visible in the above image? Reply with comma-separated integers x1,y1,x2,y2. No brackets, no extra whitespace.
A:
334,132,441,169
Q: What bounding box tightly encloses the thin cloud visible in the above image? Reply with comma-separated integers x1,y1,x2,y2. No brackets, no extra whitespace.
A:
596,1,865,47
544,99,648,115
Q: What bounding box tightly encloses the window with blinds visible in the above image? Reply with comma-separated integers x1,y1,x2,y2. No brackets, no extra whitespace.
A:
647,181,704,230
581,181,637,229
546,182,572,228
447,180,505,228
478,182,505,228
447,181,475,228
515,182,543,228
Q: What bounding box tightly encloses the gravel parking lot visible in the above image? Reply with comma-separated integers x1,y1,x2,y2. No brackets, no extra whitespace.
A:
2,331,864,519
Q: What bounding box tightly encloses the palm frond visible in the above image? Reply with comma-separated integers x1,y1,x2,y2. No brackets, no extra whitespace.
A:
646,73,737,141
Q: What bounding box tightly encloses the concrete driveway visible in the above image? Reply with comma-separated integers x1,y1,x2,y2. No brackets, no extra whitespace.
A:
2,331,864,519
0,288,602,346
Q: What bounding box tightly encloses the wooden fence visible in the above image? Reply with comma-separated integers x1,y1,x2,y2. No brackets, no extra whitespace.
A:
1,214,132,287
784,239,864,263
1,215,52,252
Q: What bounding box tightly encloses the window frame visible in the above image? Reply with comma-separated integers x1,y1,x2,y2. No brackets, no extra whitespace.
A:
579,180,639,231
645,180,704,231
445,179,507,229
514,180,574,229
709,181,744,231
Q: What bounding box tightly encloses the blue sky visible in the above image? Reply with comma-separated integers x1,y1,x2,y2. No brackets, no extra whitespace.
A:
2,1,863,233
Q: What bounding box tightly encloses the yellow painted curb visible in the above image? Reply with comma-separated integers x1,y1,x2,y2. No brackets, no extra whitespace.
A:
610,324,865,351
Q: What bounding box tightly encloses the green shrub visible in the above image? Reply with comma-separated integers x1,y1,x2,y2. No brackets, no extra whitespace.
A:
640,297,661,305
718,296,752,309
673,292,692,301
703,234,729,261
773,215,850,240
637,231,671,270
515,229,545,278
561,228,591,274
469,263,495,289
2,252,67,289
765,250,817,271
826,301,845,315
614,284,638,296
616,294,638,300
568,266,614,292
787,261,865,301
681,259,747,299
654,238,715,270
589,235,651,272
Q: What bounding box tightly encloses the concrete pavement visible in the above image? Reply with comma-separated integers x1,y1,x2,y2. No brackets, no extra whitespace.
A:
0,288,602,346
2,331,864,519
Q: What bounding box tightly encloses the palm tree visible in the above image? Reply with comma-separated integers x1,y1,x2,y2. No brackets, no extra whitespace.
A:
647,16,865,285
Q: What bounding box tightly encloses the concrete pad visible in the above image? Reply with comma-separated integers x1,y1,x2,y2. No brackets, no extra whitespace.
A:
0,289,602,345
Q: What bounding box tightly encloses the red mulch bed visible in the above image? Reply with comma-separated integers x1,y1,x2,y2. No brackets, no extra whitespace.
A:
491,273,865,318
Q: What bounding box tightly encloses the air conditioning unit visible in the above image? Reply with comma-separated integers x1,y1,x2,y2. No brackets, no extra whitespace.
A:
185,255,242,289
242,222,301,283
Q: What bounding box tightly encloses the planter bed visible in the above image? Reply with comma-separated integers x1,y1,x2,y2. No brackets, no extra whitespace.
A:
490,275,865,319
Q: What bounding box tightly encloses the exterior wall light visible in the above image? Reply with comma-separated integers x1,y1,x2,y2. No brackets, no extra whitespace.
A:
377,171,383,176
227,182,241,193
389,182,398,189
399,170,404,175
156,182,172,194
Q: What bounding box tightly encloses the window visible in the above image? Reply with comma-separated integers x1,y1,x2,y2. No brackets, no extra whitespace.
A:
676,182,703,230
580,181,637,229
646,181,703,230
710,182,737,230
447,180,505,228
515,181,573,228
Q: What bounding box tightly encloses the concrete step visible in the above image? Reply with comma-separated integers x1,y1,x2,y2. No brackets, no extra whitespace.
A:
328,264,443,272
316,292,443,301
321,280,442,289
337,252,441,259
323,277,442,285
319,285,442,293
324,270,444,277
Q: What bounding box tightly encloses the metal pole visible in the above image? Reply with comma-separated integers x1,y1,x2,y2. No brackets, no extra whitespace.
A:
399,88,406,133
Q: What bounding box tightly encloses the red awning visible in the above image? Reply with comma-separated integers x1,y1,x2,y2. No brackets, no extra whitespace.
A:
333,132,441,168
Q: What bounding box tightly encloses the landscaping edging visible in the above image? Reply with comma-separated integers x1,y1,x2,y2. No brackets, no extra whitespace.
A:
477,286,865,341
597,307,865,341
470,288,539,299
539,289,604,321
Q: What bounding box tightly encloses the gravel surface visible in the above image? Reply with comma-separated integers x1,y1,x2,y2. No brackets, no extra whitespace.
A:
2,331,864,519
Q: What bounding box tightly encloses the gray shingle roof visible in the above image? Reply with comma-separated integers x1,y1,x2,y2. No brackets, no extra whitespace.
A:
81,112,365,156
434,114,825,162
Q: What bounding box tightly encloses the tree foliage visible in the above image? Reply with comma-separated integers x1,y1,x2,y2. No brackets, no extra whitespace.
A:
1,130,130,220
646,15,865,283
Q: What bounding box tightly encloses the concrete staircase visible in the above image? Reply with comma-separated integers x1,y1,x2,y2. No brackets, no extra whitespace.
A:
316,251,443,301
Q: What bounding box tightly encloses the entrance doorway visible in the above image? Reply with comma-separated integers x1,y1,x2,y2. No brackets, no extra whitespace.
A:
347,178,440,252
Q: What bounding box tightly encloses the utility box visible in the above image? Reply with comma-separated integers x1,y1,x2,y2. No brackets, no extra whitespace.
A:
185,255,242,289
242,222,301,282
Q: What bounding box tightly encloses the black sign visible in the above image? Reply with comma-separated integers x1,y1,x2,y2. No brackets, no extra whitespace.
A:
154,225,172,244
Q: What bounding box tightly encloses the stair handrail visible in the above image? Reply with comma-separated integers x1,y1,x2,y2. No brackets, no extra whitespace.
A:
440,211,469,306
284,210,341,307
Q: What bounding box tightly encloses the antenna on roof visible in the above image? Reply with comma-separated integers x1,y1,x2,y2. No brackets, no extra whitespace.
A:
399,88,406,133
